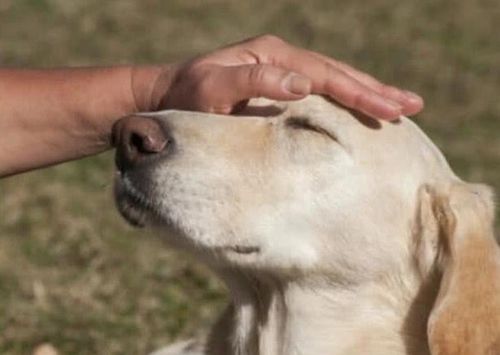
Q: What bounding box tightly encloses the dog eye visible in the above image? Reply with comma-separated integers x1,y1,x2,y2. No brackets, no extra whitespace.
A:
286,116,339,142
287,116,322,133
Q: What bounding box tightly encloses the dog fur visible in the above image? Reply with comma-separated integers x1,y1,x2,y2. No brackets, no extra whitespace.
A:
114,95,500,355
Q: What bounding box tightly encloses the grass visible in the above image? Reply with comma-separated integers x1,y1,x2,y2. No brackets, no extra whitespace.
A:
0,0,499,354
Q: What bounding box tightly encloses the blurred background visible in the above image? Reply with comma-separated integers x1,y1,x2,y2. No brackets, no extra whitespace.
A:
0,0,498,354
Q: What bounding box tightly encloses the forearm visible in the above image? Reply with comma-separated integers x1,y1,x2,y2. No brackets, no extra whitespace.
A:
0,65,170,177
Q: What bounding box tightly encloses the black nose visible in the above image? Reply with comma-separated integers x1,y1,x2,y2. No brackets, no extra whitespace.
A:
112,115,171,171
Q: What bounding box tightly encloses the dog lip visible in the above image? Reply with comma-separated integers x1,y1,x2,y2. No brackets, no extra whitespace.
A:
228,245,261,254
121,208,147,228
115,174,155,228
115,194,148,228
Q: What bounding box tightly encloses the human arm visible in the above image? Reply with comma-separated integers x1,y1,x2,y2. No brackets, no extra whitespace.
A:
0,66,138,177
0,35,423,177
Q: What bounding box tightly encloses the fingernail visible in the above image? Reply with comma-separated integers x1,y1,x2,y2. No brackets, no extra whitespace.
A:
380,100,403,119
403,90,423,103
282,73,311,96
385,99,403,111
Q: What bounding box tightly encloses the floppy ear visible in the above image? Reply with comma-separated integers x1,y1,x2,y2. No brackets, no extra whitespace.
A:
416,182,500,355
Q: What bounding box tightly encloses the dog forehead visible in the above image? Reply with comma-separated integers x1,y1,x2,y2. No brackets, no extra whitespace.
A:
283,96,456,182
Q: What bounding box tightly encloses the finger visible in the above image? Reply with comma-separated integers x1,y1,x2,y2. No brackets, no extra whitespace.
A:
322,72,404,120
333,60,424,115
208,34,423,114
320,69,404,120
284,54,403,119
196,35,421,118
245,39,425,119
307,52,424,115
199,64,313,113
377,84,424,116
256,46,403,120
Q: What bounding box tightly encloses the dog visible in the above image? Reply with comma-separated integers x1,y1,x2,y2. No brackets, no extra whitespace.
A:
112,95,500,355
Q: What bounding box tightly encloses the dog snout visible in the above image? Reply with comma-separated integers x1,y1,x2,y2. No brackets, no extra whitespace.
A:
112,115,172,171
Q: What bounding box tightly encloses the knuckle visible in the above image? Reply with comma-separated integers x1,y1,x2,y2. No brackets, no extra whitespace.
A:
322,65,340,91
189,68,214,99
254,34,286,48
195,77,214,99
351,92,364,107
174,62,200,83
247,64,268,86
341,91,365,108
380,84,399,96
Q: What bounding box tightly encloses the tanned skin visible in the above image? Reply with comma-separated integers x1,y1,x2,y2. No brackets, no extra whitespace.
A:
0,35,423,177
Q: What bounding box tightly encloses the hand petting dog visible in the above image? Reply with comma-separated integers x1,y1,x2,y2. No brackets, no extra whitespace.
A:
0,35,423,176
133,34,423,119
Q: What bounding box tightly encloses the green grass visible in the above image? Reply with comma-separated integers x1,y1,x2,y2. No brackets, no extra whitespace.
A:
0,0,499,354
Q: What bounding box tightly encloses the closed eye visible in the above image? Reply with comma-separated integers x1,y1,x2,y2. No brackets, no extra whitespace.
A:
286,116,339,143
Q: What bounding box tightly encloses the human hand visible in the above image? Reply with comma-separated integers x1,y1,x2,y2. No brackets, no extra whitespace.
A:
0,35,424,177
133,35,423,120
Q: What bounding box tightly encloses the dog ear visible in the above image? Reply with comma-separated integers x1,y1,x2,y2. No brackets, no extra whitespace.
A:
416,182,500,355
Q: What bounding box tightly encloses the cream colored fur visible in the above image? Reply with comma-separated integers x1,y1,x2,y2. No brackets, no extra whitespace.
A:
114,96,500,355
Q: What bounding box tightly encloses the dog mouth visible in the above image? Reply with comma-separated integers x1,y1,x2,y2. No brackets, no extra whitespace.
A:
221,245,261,255
114,173,158,228
115,173,262,258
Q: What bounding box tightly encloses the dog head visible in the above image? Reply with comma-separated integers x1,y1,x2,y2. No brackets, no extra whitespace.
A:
113,95,499,353
112,96,448,272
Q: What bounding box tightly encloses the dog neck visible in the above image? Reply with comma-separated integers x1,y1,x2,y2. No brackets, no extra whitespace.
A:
207,268,434,355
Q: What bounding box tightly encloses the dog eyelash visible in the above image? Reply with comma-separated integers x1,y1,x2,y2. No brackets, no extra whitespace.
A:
286,116,339,142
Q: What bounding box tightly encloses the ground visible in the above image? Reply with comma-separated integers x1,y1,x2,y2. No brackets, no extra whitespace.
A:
0,0,499,354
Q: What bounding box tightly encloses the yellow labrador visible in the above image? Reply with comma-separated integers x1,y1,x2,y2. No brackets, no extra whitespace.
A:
112,95,500,355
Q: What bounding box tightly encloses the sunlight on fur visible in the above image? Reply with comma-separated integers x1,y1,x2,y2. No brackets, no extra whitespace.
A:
112,96,500,355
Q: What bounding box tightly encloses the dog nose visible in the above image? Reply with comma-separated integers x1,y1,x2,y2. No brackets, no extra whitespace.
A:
112,115,170,171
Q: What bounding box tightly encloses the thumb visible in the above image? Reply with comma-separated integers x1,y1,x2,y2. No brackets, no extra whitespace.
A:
213,64,312,105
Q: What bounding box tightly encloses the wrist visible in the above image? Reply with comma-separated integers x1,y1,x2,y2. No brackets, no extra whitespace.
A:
130,64,177,112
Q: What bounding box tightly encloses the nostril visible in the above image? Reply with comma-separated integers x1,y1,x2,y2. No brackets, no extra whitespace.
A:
129,132,148,154
128,128,168,155
114,116,171,171
130,133,143,153
142,134,168,153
